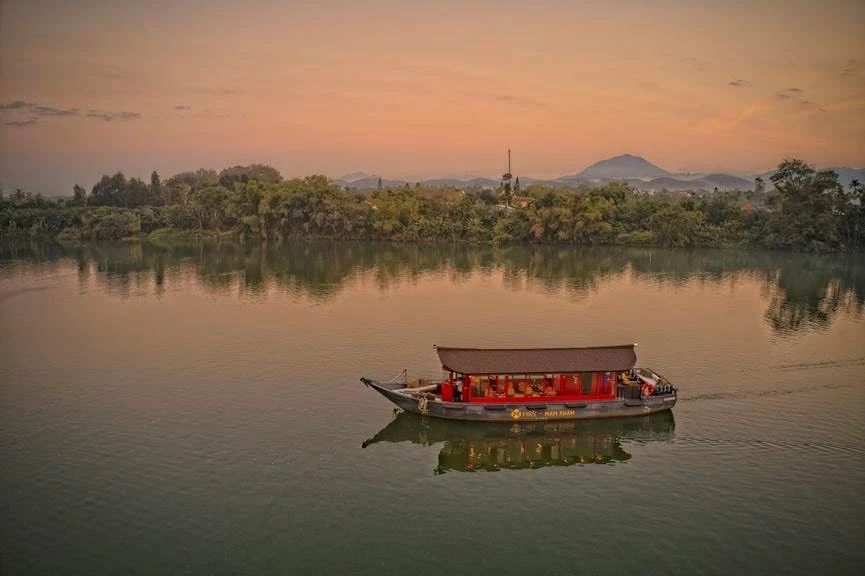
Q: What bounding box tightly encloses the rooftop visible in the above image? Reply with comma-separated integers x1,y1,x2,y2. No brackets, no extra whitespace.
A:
435,345,637,375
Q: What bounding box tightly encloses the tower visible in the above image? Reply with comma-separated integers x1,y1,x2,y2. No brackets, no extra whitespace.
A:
501,148,514,205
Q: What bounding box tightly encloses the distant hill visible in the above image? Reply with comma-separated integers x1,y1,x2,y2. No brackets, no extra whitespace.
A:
627,174,754,192
563,153,670,181
423,177,499,188
823,167,864,189
702,173,754,188
338,171,374,182
335,175,501,190
329,155,862,193
333,175,407,189
520,176,581,189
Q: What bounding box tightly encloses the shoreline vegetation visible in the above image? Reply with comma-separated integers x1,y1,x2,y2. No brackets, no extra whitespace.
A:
1,159,862,251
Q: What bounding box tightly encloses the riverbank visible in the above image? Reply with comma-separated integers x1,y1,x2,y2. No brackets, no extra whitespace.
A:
2,159,862,251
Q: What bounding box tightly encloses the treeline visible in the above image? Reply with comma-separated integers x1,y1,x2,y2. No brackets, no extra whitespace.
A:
1,160,863,251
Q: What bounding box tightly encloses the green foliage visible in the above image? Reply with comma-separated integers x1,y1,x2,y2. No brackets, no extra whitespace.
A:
650,205,704,248
1,159,861,251
164,169,218,205
72,184,87,205
218,164,283,189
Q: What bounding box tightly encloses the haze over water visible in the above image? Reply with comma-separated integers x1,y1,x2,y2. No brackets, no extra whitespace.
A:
1,241,863,575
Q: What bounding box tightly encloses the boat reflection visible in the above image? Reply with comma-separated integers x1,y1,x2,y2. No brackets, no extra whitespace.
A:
362,411,675,473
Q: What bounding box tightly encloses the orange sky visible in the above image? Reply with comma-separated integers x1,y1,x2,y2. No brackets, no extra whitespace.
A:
1,0,863,194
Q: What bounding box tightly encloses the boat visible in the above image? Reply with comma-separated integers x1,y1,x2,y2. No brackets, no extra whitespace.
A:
362,411,675,473
360,344,677,422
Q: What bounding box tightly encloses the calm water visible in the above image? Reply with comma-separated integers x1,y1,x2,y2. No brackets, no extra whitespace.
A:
1,241,864,575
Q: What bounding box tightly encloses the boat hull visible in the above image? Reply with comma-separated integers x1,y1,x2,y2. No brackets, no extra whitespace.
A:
361,378,676,422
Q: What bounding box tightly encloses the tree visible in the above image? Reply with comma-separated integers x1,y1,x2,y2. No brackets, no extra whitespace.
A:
846,179,864,249
119,178,151,207
165,169,218,205
73,184,87,205
150,171,162,204
91,172,127,206
650,205,703,247
218,164,282,189
768,159,842,250
189,186,230,229
754,176,765,195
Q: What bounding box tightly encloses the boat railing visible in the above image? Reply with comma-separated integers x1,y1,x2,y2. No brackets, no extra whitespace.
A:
617,383,642,400
619,369,677,398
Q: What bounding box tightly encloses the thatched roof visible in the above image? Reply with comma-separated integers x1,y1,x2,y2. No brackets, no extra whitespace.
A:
436,345,636,375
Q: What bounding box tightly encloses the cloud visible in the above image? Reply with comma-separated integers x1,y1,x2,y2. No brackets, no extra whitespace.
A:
193,87,241,95
776,88,804,101
174,105,192,110
32,105,78,117
841,59,862,78
4,119,38,127
493,94,546,109
729,79,750,87
0,100,36,110
681,57,705,71
0,101,141,125
458,90,547,109
83,111,141,122
191,108,231,119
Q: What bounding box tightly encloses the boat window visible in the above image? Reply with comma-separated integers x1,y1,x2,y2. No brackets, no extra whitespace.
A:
582,372,594,395
486,375,503,398
472,376,485,399
511,376,528,397
527,375,545,396
471,376,482,398
601,372,613,396
562,374,581,395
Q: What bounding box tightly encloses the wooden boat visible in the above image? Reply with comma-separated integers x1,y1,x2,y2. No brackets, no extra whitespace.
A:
360,344,677,422
362,411,675,473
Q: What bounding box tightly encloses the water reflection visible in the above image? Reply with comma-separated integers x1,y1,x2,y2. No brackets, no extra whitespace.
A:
362,411,675,473
0,240,862,335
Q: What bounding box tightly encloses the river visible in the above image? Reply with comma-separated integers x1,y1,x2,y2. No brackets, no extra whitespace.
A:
1,241,863,575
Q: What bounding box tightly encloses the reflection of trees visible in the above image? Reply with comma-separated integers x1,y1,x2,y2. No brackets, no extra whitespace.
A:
1,241,862,334
763,255,865,335
362,411,675,474
496,245,629,296
625,249,865,334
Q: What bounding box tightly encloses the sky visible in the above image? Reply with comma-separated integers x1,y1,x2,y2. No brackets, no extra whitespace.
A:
1,0,863,194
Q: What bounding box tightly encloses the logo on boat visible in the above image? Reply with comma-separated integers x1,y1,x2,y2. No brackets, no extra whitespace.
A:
511,408,576,420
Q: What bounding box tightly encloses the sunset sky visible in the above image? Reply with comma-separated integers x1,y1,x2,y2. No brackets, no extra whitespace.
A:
1,0,863,194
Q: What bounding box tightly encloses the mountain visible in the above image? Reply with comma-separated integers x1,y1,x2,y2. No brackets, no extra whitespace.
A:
334,175,502,190
422,177,499,188
329,156,862,193
333,176,406,189
627,174,754,192
562,153,670,181
701,173,754,189
824,167,865,189
338,171,374,182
